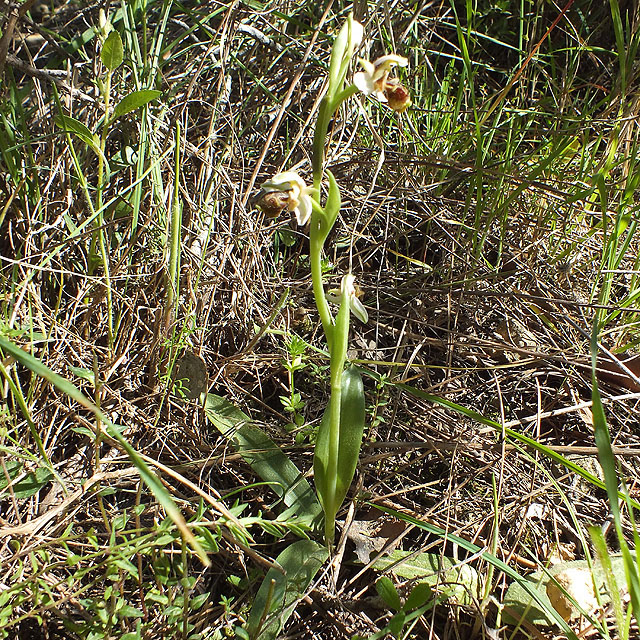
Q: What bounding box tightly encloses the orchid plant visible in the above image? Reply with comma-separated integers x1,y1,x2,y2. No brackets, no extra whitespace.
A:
256,15,410,546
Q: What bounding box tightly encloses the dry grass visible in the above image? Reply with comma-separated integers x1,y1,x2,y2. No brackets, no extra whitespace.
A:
2,1,640,638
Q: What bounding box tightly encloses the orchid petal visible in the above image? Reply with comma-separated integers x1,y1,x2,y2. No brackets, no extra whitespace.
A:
296,195,312,226
372,54,409,71
350,296,368,324
261,171,304,192
353,71,374,94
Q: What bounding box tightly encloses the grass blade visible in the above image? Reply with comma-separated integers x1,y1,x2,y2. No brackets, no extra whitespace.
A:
0,335,209,566
394,382,640,510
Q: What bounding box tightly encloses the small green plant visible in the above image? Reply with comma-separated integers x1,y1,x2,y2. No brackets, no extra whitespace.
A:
359,576,435,640
280,334,308,432
54,10,161,351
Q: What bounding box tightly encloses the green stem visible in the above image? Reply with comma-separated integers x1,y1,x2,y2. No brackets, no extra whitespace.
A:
312,95,332,190
312,88,359,190
93,71,114,350
97,71,111,215
167,122,182,315
309,209,333,348
324,289,350,545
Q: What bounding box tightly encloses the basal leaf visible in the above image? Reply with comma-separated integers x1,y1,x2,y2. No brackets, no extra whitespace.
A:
372,503,579,639
503,557,630,627
246,539,328,639
204,394,322,530
373,550,478,606
314,365,365,518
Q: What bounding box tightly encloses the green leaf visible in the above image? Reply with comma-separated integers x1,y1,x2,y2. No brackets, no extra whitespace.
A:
376,576,402,612
54,115,101,155
314,365,365,520
373,550,478,607
327,15,361,97
404,582,432,612
54,115,108,168
388,611,405,639
111,90,162,121
235,626,250,640
101,30,124,70
190,593,209,610
119,604,144,618
54,115,95,141
245,539,328,639
0,461,53,499
204,394,322,530
113,557,138,578
70,366,96,385
0,336,209,566
327,18,350,95
197,527,220,552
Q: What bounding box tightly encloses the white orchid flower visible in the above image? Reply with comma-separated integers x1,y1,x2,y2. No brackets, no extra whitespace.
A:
353,54,411,112
258,171,314,225
328,274,368,324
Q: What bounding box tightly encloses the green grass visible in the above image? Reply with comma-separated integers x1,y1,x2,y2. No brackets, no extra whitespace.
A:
2,0,640,638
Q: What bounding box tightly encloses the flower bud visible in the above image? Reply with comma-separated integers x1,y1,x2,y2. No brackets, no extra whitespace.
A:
98,9,112,38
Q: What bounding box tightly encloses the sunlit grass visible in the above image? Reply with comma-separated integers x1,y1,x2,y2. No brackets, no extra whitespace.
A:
2,0,640,637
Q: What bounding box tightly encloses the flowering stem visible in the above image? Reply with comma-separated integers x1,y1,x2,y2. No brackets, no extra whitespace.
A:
309,209,334,349
312,95,332,190
312,87,360,190
324,289,350,544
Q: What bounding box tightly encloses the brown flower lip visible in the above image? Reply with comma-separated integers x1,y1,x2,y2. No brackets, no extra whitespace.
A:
257,172,313,225
256,190,290,218
384,81,411,113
